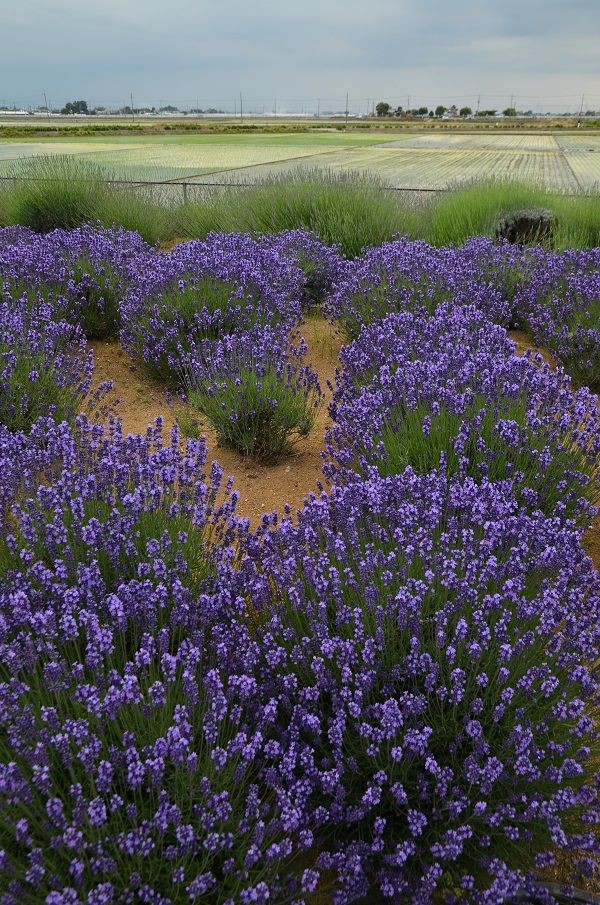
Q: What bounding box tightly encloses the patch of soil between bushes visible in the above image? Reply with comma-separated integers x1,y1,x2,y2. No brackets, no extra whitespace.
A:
88,315,343,528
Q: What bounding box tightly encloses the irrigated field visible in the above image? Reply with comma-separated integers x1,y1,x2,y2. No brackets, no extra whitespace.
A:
1,130,599,190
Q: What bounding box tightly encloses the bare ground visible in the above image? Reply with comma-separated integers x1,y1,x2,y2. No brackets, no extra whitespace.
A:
89,314,343,527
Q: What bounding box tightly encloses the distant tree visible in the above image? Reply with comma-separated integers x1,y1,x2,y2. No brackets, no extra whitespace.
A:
418,106,428,116
476,109,497,117
428,110,435,117
435,105,447,117
61,100,89,115
375,101,391,117
459,106,472,117
503,107,517,117
394,106,403,116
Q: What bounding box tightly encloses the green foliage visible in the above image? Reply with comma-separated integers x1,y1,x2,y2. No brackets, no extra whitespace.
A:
553,192,600,249
96,185,172,245
375,102,391,117
61,99,89,115
136,277,261,384
0,155,172,243
1,155,106,232
187,367,320,463
429,180,600,249
0,346,80,432
378,395,597,522
178,169,422,258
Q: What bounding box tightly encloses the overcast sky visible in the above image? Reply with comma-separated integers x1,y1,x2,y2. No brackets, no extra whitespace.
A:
2,0,599,112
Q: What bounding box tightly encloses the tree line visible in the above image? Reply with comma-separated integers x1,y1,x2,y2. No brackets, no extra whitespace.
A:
375,102,519,118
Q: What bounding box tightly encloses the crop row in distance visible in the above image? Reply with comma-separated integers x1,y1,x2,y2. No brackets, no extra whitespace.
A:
0,132,599,190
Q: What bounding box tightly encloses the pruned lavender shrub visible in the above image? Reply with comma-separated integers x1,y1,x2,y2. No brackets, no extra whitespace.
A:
0,301,92,432
456,237,545,330
512,247,600,388
0,416,314,902
182,327,323,464
324,238,512,340
260,230,348,312
0,225,152,340
247,468,600,903
326,306,600,525
121,233,305,384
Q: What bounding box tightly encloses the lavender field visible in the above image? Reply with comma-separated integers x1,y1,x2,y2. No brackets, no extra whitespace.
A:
0,224,599,903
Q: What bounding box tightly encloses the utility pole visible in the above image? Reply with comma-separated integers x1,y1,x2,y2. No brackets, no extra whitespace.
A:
234,97,236,117
240,91,243,122
407,95,410,111
130,92,135,123
579,94,585,115
317,98,320,118
476,94,481,115
43,91,51,123
345,91,349,129
273,98,277,115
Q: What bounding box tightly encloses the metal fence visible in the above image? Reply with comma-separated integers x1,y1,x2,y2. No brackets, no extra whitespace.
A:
0,174,595,207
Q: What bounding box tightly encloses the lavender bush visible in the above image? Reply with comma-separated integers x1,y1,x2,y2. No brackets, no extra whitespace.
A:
248,468,600,903
182,327,323,463
121,233,305,383
324,236,600,393
326,306,600,525
511,248,600,388
260,230,348,311
0,225,151,340
325,238,512,340
0,301,92,432
0,416,315,903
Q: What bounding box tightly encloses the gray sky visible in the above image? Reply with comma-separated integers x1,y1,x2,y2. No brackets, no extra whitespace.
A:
2,0,599,112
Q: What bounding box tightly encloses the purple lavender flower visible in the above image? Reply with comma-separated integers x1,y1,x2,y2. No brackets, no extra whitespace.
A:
246,468,600,903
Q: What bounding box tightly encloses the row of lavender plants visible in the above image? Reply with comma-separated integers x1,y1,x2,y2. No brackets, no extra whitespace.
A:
0,224,599,902
2,226,600,443
0,227,342,459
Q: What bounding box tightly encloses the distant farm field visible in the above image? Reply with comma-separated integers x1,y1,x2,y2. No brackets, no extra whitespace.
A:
0,130,599,190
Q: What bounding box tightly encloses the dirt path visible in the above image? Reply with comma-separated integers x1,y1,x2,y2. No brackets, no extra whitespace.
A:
507,329,557,368
89,315,343,527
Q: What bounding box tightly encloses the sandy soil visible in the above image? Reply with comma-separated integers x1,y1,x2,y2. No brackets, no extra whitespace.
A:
89,315,343,527
507,329,558,368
